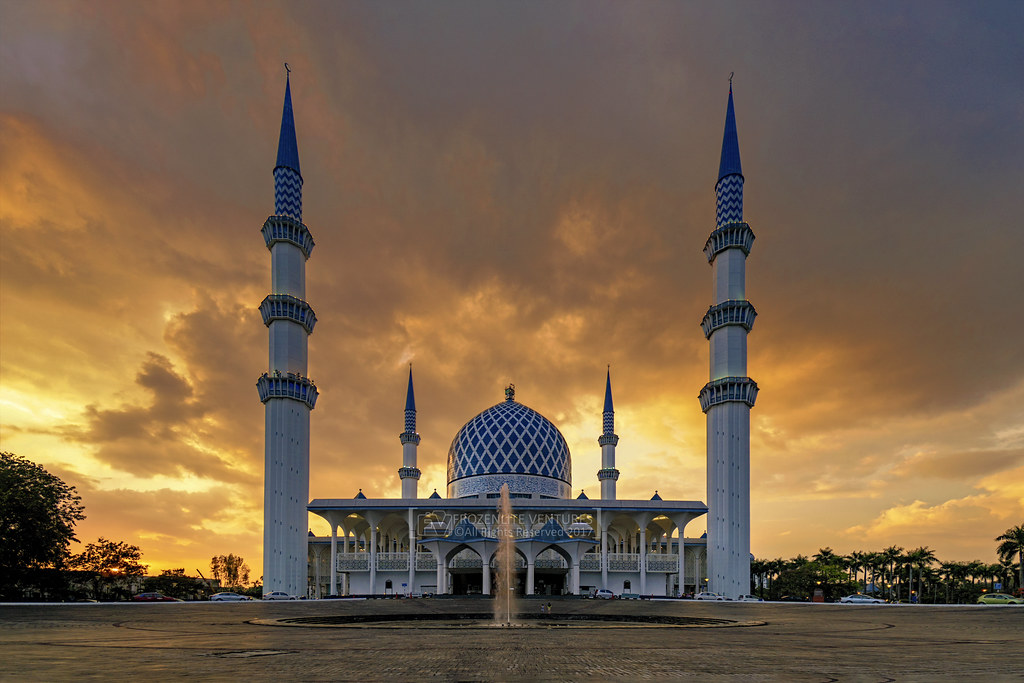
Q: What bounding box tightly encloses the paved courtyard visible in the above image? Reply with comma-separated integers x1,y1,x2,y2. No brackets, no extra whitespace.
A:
1,598,1021,681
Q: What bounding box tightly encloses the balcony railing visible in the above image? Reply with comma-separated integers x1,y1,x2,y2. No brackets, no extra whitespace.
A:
647,554,680,572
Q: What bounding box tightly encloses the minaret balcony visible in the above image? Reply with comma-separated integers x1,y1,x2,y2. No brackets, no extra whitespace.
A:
400,431,421,446
257,372,318,409
262,215,315,259
700,300,757,339
399,466,421,480
597,467,620,481
698,377,758,413
259,294,317,334
598,434,619,447
704,222,755,263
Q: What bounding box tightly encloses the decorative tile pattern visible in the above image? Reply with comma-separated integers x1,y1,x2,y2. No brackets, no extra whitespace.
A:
449,473,569,499
447,400,572,494
715,174,743,227
274,167,303,222
603,411,615,435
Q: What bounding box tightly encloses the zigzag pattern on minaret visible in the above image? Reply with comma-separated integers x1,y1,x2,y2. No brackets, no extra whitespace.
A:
405,409,416,434
603,411,614,435
274,167,303,222
715,175,744,226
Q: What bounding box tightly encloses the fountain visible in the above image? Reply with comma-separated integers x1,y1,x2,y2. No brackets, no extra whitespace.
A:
493,483,517,626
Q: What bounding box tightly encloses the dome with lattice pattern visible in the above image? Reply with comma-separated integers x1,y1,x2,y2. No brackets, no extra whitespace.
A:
446,391,571,499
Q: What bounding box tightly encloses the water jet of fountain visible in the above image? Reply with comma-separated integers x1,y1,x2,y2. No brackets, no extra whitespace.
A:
494,483,517,626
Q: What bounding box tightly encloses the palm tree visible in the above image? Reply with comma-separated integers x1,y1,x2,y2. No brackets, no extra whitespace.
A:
996,524,1024,596
906,547,937,602
881,546,903,601
848,551,867,590
813,547,837,565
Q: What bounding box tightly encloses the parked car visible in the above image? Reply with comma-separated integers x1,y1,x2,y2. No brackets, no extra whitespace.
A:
591,589,615,599
695,592,726,601
737,594,763,602
132,592,180,602
977,593,1023,605
840,594,886,604
264,591,297,601
210,592,253,601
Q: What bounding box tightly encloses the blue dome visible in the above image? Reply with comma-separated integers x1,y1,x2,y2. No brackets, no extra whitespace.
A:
447,397,571,498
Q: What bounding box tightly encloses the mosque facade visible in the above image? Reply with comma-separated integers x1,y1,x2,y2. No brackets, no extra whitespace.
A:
259,74,755,599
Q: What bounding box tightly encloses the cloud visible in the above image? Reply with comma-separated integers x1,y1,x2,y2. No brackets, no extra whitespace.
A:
2,2,1023,575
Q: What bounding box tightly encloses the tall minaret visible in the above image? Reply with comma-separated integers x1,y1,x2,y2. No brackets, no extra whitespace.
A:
597,368,619,500
699,78,758,599
257,68,318,597
399,366,421,498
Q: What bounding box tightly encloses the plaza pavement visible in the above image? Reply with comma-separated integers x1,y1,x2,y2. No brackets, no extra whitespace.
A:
1,597,1021,681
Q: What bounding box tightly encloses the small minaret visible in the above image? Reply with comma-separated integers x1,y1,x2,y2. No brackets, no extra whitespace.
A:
257,68,318,597
597,367,620,500
399,366,421,498
699,77,758,599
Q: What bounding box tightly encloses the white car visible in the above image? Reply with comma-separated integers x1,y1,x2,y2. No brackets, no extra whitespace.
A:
592,589,615,599
839,594,885,604
264,591,296,601
210,592,253,601
695,592,726,601
737,594,763,602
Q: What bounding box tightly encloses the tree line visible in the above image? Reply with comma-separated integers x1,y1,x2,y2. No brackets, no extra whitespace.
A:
1,452,257,601
752,532,1024,603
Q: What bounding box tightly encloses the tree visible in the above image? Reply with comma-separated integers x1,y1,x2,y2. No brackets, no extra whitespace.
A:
71,538,147,600
0,453,86,597
210,554,250,588
907,547,937,602
996,524,1024,597
143,569,211,601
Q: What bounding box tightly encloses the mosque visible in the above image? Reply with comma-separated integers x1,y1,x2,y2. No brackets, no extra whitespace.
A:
258,72,756,599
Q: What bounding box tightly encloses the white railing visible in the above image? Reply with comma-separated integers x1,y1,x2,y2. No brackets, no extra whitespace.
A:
337,553,369,571
647,554,679,572
416,552,436,571
607,553,639,572
376,552,409,571
580,554,601,571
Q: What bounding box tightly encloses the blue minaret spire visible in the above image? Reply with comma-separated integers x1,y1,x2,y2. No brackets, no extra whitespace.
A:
715,76,744,227
399,365,422,498
258,67,318,597
602,367,614,434
597,366,620,500
274,69,303,223
700,76,758,599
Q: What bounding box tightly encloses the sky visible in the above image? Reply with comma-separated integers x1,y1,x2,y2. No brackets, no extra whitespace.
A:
1,0,1022,580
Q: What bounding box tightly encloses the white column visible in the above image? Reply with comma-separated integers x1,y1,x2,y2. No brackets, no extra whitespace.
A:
436,551,444,595
599,509,608,590
482,553,491,595
369,526,377,595
678,535,686,597
639,526,647,595
329,524,338,596
407,508,416,595
571,560,580,595
527,560,535,595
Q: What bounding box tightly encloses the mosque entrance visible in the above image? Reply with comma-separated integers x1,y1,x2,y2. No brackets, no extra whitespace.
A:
533,571,568,596
450,570,530,595
450,570,483,595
